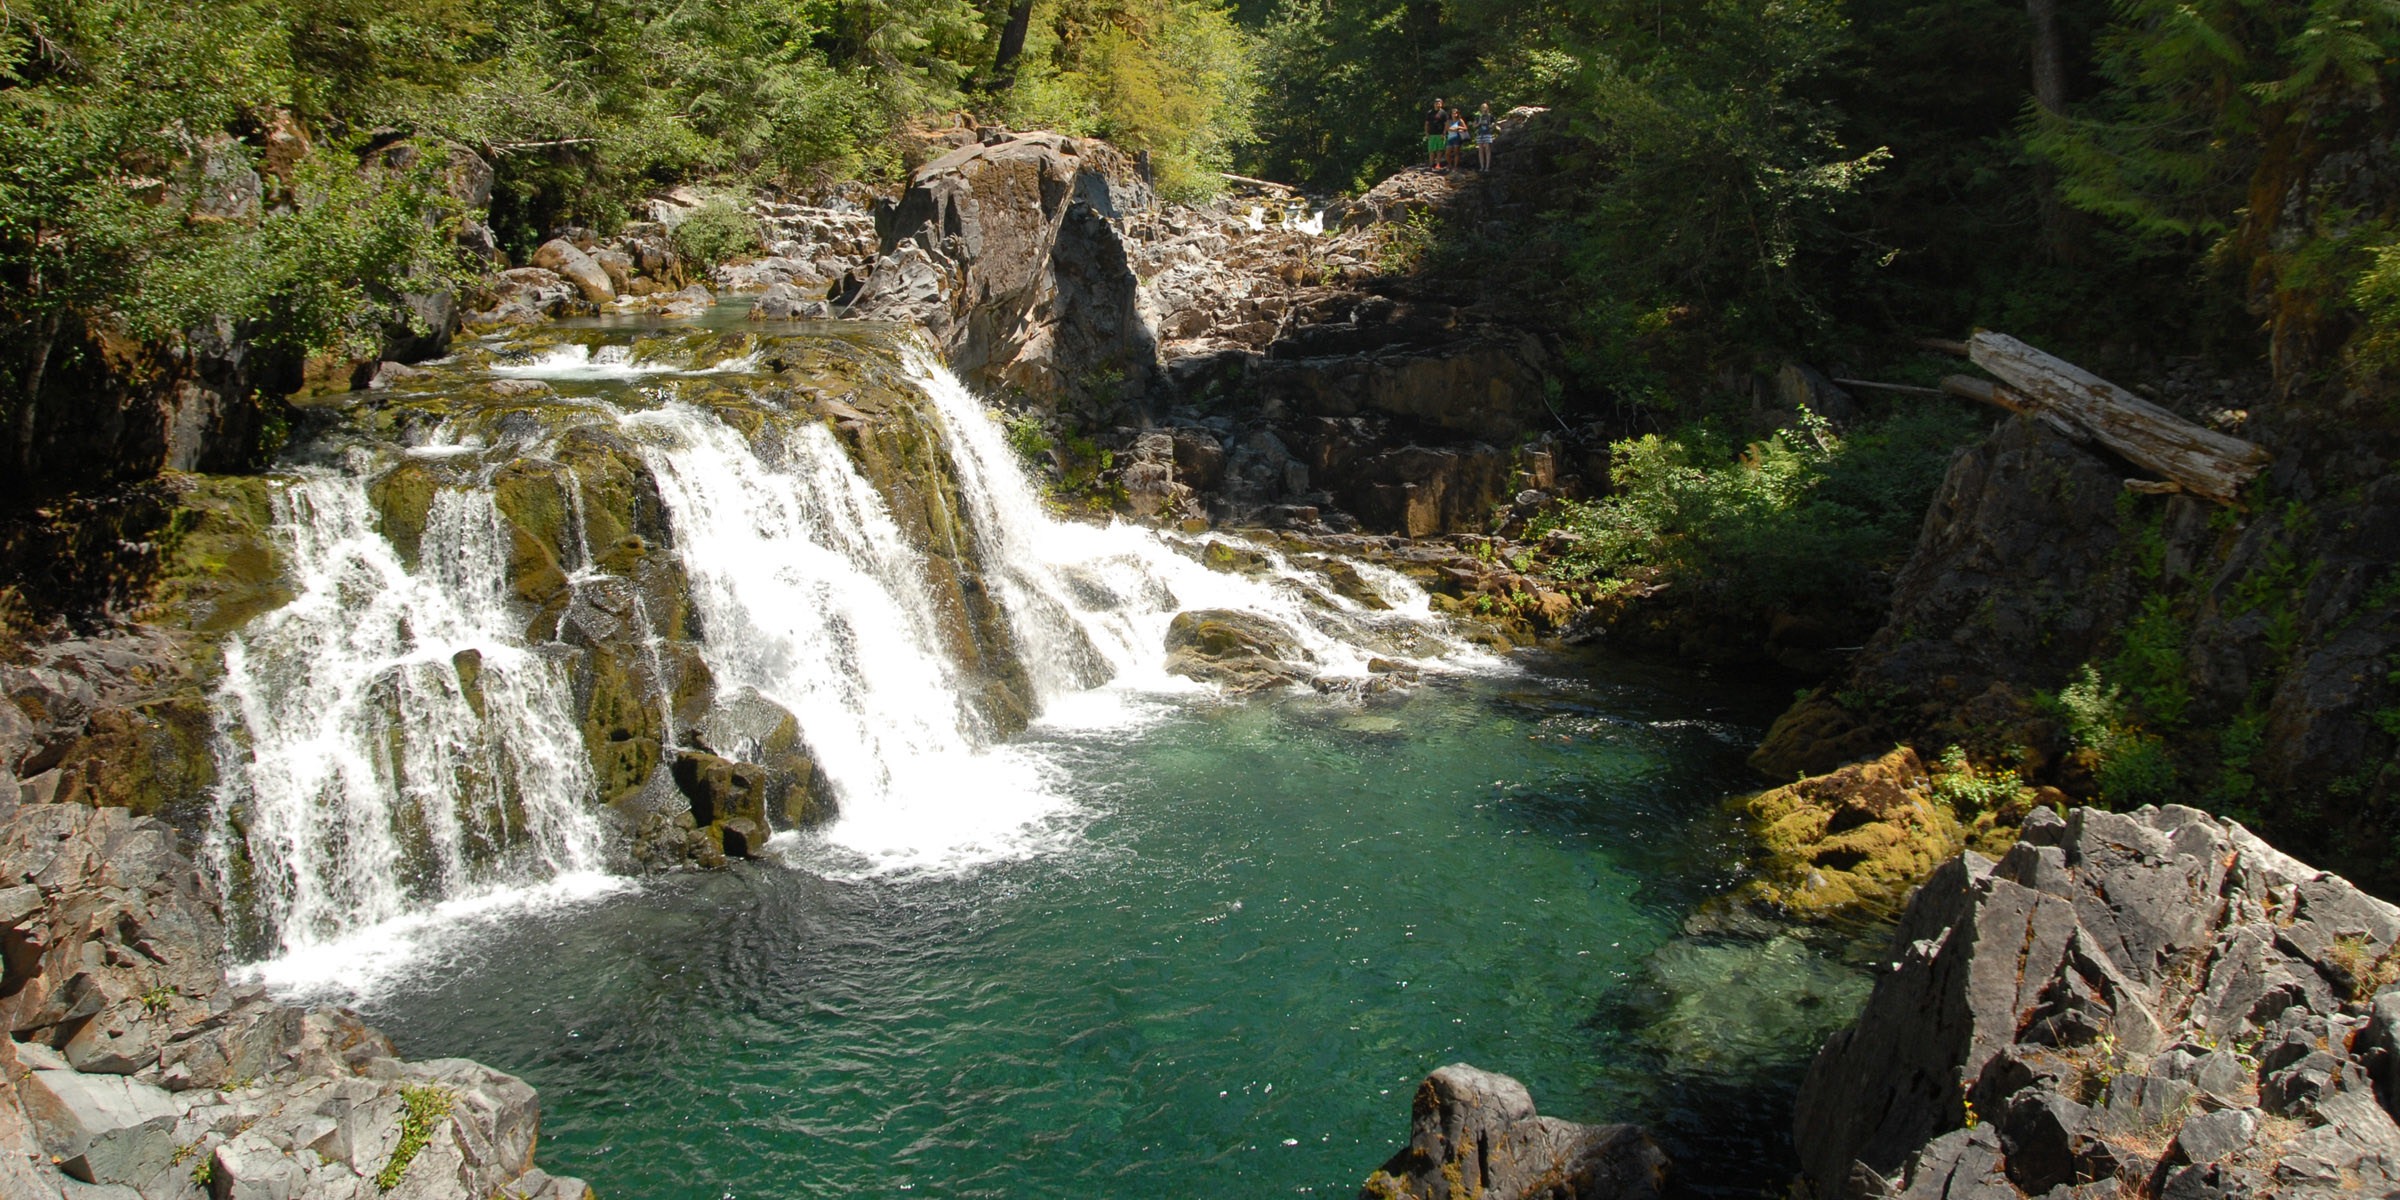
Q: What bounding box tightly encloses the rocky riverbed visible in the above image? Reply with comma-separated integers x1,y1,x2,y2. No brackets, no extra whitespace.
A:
0,802,586,1199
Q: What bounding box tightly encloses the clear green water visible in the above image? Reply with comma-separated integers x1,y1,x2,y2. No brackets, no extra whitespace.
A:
366,654,1866,1197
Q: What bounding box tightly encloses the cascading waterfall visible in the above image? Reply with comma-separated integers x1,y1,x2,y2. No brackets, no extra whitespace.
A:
208,471,608,983
618,404,1065,873
907,350,1436,704
207,326,1467,987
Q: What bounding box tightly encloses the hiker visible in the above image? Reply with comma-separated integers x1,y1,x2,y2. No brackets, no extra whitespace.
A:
1474,103,1496,171
1446,110,1469,171
1424,98,1448,169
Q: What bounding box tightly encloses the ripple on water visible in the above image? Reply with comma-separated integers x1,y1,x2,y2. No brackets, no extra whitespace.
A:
361,665,1861,1198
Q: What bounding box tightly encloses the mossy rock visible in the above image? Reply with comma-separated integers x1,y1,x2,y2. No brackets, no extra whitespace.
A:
1163,609,1311,693
368,460,445,568
1732,747,1967,922
1294,555,1390,610
142,473,289,636
55,691,218,823
490,460,574,633
1199,539,1272,575
574,642,664,799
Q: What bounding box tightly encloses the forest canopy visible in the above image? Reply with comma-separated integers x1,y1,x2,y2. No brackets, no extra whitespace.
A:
0,0,2394,402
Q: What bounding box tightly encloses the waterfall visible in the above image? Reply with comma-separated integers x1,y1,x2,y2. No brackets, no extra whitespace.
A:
207,326,1465,988
907,350,1430,702
209,472,609,987
619,405,1065,874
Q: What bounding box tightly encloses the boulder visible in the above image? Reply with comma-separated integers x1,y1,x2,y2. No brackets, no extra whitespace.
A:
749,282,827,320
848,132,1156,402
1359,1064,1668,1200
19,1070,179,1185
531,239,616,304
1162,609,1313,693
1797,804,2400,1199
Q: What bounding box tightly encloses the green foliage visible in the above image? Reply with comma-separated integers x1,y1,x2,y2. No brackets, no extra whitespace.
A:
2056,664,2178,808
2028,0,2400,380
999,0,1260,201
1532,404,1980,614
669,196,762,272
1003,412,1055,461
1372,209,1441,275
2354,231,2400,378
2107,594,2192,728
0,0,476,408
376,1084,453,1192
1930,744,2026,818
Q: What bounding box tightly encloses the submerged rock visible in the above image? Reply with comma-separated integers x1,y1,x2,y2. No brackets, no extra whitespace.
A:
1360,1064,1668,1200
1797,803,2400,1200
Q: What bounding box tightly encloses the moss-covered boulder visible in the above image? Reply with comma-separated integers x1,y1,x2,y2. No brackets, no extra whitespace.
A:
141,474,288,636
1734,748,1964,921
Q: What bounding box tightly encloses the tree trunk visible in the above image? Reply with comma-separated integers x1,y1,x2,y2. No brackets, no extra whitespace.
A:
990,0,1034,89
16,312,58,479
1966,332,2270,504
2025,0,2076,262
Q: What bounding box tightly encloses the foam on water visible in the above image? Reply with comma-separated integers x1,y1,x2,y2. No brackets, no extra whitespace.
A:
209,476,608,972
236,871,631,1000
490,344,763,381
211,329,1476,994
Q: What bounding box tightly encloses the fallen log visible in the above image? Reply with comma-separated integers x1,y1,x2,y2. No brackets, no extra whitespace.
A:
1965,332,2270,505
1939,374,2082,441
1218,171,1299,193
1832,377,1945,396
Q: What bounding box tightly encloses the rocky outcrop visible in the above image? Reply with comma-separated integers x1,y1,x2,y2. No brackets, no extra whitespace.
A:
1162,608,1313,693
1733,747,2031,922
1798,803,2400,1200
849,132,1156,406
1753,391,2400,893
1360,1064,1668,1200
0,802,587,1199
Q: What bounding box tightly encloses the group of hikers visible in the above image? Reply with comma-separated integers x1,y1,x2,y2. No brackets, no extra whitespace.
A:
1422,99,1496,172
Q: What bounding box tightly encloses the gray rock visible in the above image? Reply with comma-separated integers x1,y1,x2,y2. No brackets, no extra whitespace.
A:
849,133,1156,401
21,768,62,805
2174,1108,2256,1164
211,1129,307,1200
21,1070,179,1184
530,239,615,304
748,282,826,320
1359,1063,1666,1200
1798,805,2400,1199
1162,610,1312,693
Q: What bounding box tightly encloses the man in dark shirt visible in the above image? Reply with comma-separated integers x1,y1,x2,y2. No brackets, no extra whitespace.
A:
1424,99,1448,170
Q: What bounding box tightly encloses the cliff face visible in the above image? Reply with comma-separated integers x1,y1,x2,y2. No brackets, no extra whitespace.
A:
0,801,590,1199
846,119,1576,540
1757,395,2400,893
1799,803,2400,1200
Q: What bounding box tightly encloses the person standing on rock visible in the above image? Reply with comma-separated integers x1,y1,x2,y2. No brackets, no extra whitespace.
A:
1446,110,1469,172
1474,103,1496,172
1425,99,1449,170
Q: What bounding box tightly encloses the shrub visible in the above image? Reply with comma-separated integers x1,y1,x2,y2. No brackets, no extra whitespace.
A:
1930,745,2024,818
2055,664,2178,808
670,196,762,271
1530,404,1977,616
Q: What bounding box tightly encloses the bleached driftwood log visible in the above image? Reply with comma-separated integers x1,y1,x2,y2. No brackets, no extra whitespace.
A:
1960,332,2270,504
